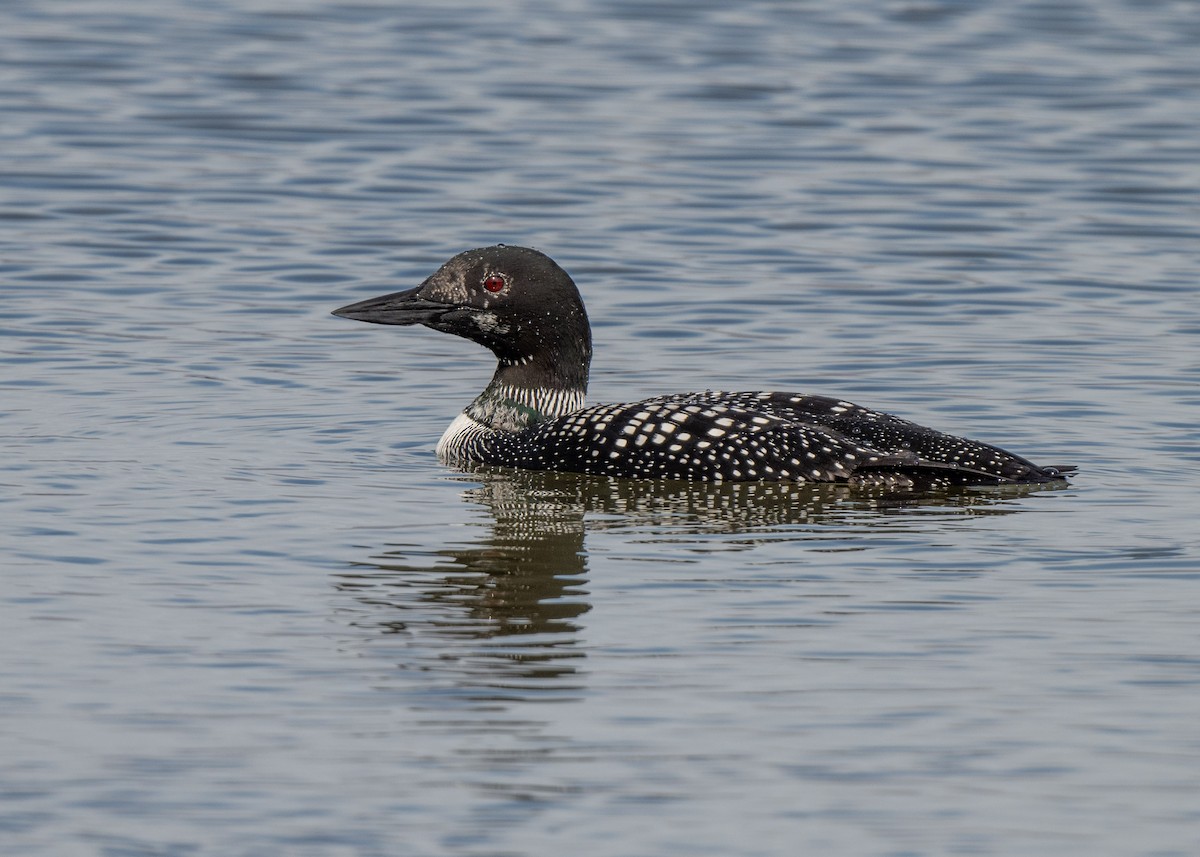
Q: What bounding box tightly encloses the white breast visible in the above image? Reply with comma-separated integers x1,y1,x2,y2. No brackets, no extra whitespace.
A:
436,411,491,463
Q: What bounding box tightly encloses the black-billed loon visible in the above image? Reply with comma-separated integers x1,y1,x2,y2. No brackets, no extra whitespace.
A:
333,245,1074,489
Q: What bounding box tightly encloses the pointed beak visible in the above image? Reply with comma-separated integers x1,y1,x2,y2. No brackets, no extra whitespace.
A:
332,285,455,326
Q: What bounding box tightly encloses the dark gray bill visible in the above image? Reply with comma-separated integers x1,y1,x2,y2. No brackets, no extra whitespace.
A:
332,285,455,326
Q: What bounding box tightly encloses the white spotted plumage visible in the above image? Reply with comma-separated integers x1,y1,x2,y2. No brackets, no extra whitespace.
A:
441,390,1064,486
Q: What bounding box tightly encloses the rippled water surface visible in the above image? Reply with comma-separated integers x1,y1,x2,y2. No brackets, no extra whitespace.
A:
3,1,1199,855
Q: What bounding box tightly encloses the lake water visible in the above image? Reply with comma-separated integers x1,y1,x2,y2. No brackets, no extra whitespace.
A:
3,1,1199,855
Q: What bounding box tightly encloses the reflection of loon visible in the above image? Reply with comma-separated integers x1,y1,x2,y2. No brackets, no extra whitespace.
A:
332,470,1033,673
334,245,1074,489
328,468,1041,700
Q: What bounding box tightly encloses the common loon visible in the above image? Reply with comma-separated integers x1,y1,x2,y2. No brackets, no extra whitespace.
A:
333,245,1073,488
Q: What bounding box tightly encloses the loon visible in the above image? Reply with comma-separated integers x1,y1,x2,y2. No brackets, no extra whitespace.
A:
333,245,1073,488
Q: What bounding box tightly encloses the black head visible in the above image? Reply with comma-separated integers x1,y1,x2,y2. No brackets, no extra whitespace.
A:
333,245,592,390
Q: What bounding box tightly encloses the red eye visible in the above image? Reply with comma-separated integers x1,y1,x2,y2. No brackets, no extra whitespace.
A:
483,275,505,293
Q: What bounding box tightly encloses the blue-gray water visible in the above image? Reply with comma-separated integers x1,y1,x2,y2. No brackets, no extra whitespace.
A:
3,2,1199,855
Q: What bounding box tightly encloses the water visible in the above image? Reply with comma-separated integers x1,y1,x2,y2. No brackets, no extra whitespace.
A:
3,1,1199,855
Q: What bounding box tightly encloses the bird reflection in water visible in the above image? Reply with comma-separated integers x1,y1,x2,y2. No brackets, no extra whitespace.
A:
331,471,1061,703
